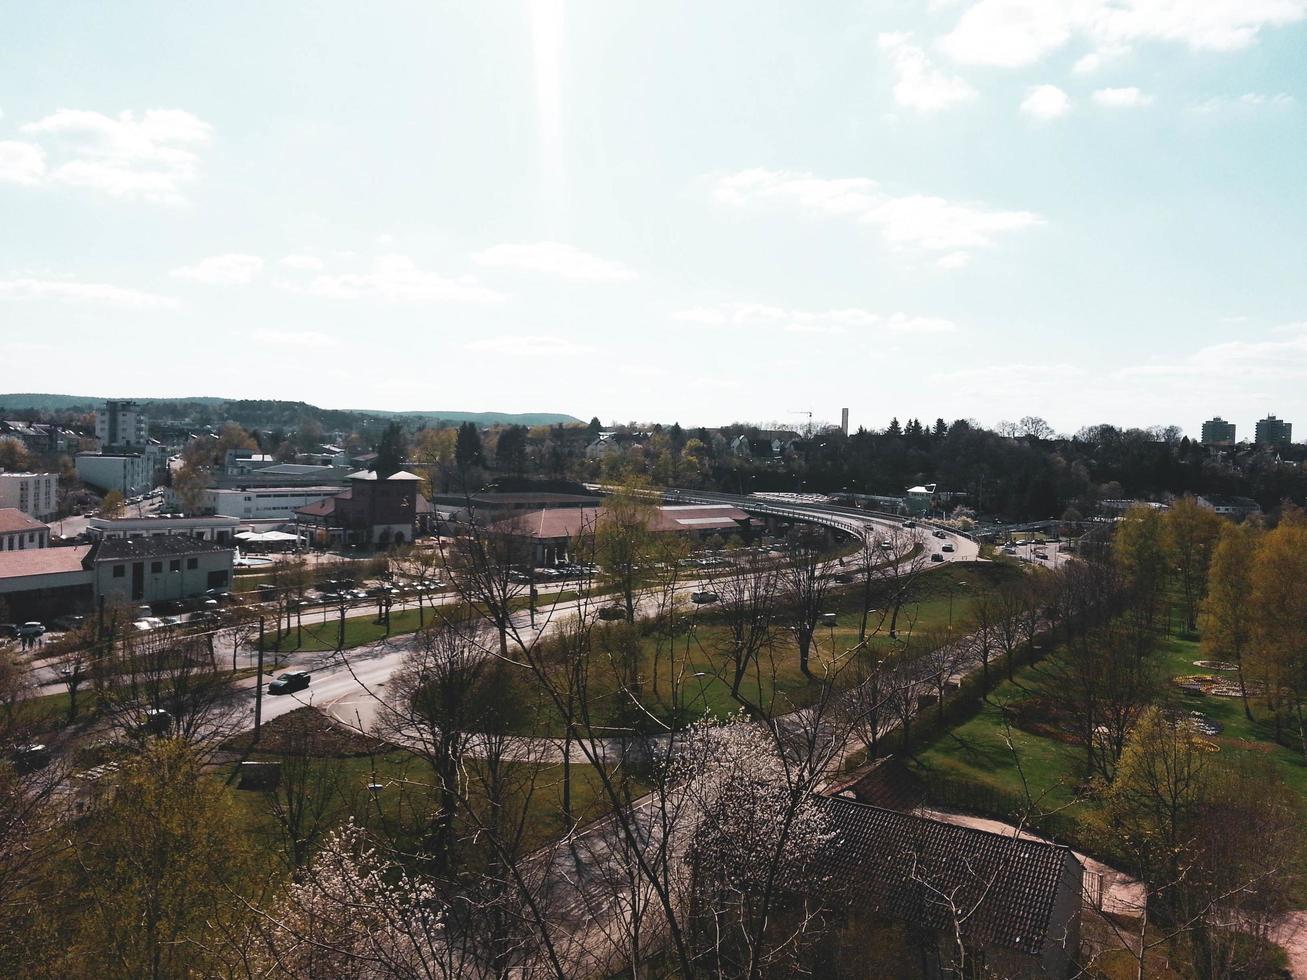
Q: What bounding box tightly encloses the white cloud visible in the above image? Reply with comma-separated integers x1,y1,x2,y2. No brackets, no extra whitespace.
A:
285,254,506,305
252,329,340,347
1115,326,1307,383
672,302,957,336
0,141,45,184
1190,91,1296,113
1093,86,1152,107
472,241,636,281
877,32,977,111
1071,46,1127,73
279,254,325,272
0,276,177,308
940,0,1307,68
464,335,593,357
171,253,264,285
709,168,1041,261
937,250,971,269
1020,84,1072,119
18,108,213,204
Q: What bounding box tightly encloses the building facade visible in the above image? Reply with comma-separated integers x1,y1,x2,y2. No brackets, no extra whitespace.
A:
294,470,422,548
1255,414,1293,446
203,486,343,521
92,537,234,606
0,471,58,519
95,400,149,448
75,451,154,496
0,508,50,551
86,514,241,544
1200,417,1236,445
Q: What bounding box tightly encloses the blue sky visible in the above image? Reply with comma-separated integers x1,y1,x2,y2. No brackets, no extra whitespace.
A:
1,1,1305,437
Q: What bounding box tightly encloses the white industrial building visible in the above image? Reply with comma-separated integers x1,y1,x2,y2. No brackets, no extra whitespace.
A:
75,451,155,496
202,486,343,521
0,471,58,520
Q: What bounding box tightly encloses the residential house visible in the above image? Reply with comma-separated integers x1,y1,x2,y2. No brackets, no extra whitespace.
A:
1196,494,1262,520
811,795,1083,979
0,508,49,551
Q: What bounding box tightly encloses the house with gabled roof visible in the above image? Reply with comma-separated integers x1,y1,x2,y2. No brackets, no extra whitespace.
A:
810,795,1084,978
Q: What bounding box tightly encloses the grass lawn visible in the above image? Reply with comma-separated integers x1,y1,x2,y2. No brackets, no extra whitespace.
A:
498,561,1032,738
911,617,1307,862
224,710,636,866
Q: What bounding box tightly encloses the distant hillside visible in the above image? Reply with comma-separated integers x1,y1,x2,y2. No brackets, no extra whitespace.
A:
0,394,581,429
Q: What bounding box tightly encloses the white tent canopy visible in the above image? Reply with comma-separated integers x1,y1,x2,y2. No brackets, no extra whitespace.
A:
234,530,301,543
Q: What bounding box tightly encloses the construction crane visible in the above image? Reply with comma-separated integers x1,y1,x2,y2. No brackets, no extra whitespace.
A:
789,409,814,436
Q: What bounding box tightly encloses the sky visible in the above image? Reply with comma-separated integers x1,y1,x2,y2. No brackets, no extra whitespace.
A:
1,1,1306,438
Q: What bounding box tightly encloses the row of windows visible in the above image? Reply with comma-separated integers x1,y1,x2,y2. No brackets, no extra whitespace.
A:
110,556,201,577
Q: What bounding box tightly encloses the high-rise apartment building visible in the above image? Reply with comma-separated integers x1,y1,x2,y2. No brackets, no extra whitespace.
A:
1254,415,1293,447
1200,417,1236,445
95,400,149,448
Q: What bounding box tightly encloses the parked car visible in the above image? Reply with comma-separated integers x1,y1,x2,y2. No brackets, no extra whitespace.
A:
834,572,855,583
691,591,719,605
268,671,311,695
1035,551,1049,560
902,521,917,528
51,614,86,631
16,622,45,640
0,624,17,640
932,530,947,539
11,743,51,773
597,606,626,621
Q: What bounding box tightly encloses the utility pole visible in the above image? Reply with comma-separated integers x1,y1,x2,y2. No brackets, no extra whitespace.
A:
254,616,265,741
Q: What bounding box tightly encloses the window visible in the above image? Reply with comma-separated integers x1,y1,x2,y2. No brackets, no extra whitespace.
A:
112,564,125,577
151,561,163,574
187,557,198,570
206,569,229,589
169,559,181,572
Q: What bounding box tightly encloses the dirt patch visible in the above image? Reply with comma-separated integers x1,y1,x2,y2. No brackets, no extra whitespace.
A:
222,706,393,757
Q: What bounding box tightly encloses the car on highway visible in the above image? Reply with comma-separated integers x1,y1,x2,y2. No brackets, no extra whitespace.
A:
932,530,947,539
690,591,719,605
598,606,626,621
903,521,917,528
941,543,955,553
930,553,944,563
268,671,311,695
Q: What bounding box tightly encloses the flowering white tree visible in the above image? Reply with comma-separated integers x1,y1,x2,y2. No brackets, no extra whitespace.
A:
668,715,834,977
250,820,470,979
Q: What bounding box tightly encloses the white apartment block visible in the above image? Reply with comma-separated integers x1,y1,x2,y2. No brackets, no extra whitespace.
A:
95,400,149,448
76,452,154,497
0,471,58,520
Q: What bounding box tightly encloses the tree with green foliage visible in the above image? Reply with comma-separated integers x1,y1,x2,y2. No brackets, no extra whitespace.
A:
1200,521,1262,719
1164,496,1223,632
371,421,405,477
494,424,528,473
455,421,483,470
1113,504,1170,646
70,740,251,980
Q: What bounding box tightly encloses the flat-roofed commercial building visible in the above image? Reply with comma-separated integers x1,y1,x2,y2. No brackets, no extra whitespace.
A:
204,486,342,521
75,451,154,496
0,545,93,619
86,514,241,544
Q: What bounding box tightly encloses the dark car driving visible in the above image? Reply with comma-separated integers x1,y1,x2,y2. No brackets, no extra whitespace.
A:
268,671,311,695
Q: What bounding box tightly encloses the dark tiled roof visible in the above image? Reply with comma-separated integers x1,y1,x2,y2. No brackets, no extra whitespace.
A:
812,796,1079,955
93,536,234,561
